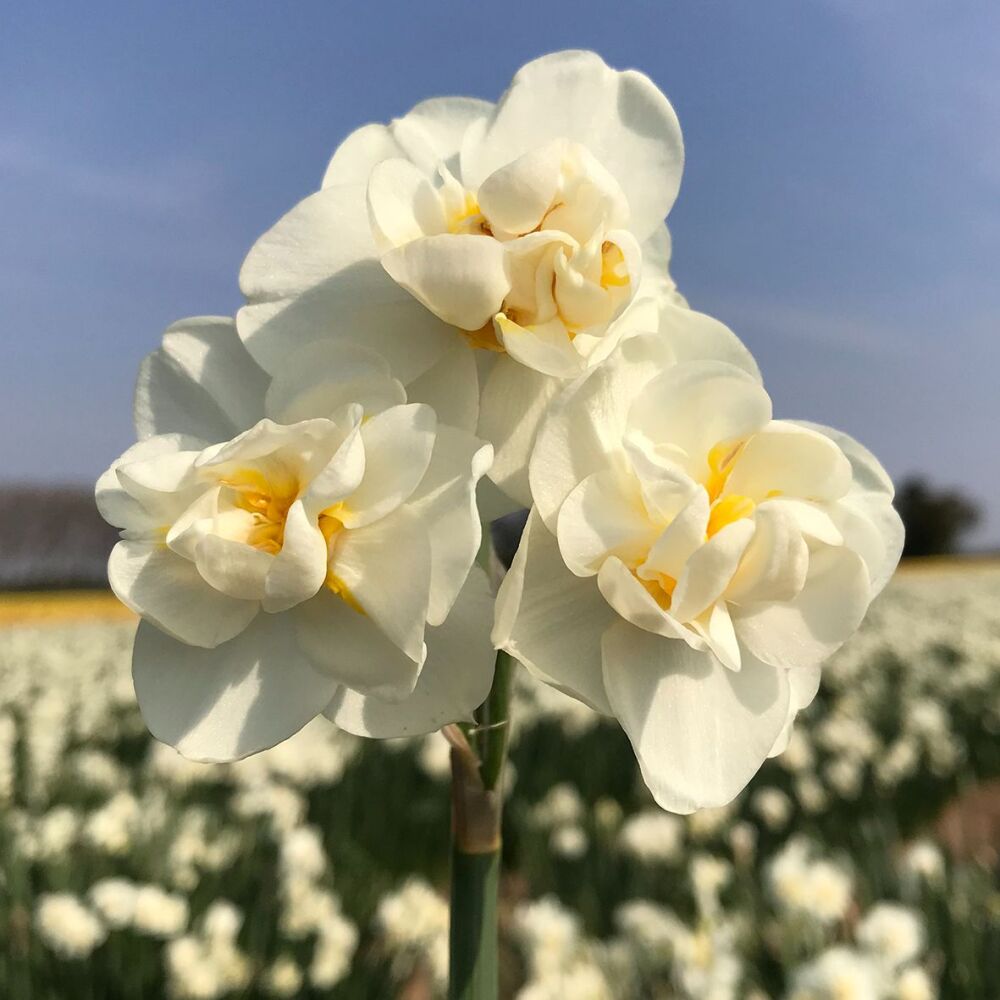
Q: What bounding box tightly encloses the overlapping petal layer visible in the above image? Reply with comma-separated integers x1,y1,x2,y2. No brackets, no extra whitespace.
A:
499,326,902,812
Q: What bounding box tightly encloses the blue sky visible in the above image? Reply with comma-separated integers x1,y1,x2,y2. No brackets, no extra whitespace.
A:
2,1,998,544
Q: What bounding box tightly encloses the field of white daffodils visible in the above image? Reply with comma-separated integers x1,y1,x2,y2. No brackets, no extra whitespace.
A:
1,564,998,1000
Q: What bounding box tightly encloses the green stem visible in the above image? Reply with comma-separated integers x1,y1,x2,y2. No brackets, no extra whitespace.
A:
448,848,500,1000
476,651,514,792
447,650,515,1000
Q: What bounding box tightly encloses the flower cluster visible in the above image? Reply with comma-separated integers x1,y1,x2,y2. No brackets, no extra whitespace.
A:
96,51,901,812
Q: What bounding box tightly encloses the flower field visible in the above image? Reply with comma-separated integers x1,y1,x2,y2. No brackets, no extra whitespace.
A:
1,564,998,999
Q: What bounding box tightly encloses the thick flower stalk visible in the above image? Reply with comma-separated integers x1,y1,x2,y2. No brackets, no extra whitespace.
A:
495,329,904,812
96,318,495,759
238,50,685,509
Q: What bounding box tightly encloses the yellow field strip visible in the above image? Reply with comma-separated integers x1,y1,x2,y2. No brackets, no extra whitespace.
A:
0,591,136,628
0,556,996,630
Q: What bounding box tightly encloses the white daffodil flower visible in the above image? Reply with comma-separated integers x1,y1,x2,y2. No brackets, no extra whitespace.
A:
494,332,903,813
238,50,684,509
97,316,494,761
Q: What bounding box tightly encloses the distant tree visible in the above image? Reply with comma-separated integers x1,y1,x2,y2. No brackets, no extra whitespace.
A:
894,476,981,557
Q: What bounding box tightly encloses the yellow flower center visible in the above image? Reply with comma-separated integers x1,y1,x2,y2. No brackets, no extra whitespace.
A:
318,503,366,615
707,493,756,538
223,468,298,555
640,572,677,611
600,241,630,288
448,193,491,236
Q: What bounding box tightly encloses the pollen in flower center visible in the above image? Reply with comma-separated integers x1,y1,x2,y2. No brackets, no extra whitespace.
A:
707,494,756,538
223,468,299,555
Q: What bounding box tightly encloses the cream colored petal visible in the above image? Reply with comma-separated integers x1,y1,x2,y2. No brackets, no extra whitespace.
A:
108,540,258,648
404,424,492,626
382,234,510,331
493,510,616,714
627,361,772,472
733,545,871,670
556,470,658,577
603,623,789,812
341,404,436,528
367,158,447,250
329,505,432,664
670,519,756,623
461,50,683,242
262,500,329,614
596,556,701,648
132,614,335,762
478,355,563,508
724,421,853,503
724,502,810,605
294,588,422,699
324,568,495,738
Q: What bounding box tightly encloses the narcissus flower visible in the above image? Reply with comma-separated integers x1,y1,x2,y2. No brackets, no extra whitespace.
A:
97,317,494,760
238,50,684,508
494,331,903,812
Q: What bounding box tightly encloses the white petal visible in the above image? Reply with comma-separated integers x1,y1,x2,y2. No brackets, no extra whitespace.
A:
323,97,491,186
694,602,741,672
461,51,683,242
239,184,374,303
322,122,408,186
193,534,272,602
139,316,269,439
493,509,616,714
725,502,809,605
265,340,405,425
762,497,843,546
494,314,591,380
602,622,790,813
329,505,432,664
670,519,756,623
596,556,701,647
556,470,657,577
132,614,336,762
238,267,457,383
116,449,200,500
528,333,670,531
655,300,760,379
832,494,903,598
733,545,871,670
262,500,328,613
725,421,853,503
768,664,821,759
301,416,367,518
108,540,258,648
196,419,341,492
97,435,206,533
404,340,480,433
638,489,710,581
381,233,510,331
793,421,895,498
342,404,436,528
325,568,495,738
628,361,772,473
135,351,238,444
476,140,565,234
404,424,493,626
478,354,563,508
294,588,422,699
367,158,446,250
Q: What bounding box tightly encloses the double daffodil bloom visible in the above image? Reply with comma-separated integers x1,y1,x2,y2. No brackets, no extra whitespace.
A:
238,50,684,509
97,317,493,760
495,332,903,812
